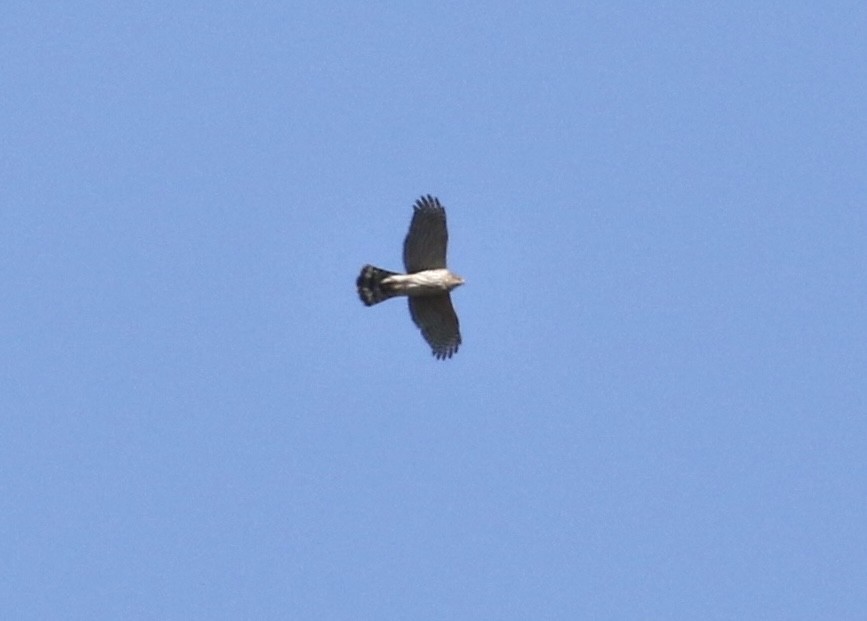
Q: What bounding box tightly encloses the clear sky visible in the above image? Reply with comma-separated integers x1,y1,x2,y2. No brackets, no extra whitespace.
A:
2,3,866,619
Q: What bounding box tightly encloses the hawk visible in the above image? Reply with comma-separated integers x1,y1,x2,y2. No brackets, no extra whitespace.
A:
357,195,464,359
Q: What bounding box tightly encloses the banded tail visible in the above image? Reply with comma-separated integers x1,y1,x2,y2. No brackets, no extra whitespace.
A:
357,265,400,306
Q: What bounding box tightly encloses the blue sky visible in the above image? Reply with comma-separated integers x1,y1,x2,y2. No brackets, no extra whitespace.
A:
2,2,866,619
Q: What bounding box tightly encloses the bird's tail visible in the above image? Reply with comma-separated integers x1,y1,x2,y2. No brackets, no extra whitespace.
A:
357,265,400,306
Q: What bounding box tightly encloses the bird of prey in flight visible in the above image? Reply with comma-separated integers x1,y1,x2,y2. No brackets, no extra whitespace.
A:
357,195,464,359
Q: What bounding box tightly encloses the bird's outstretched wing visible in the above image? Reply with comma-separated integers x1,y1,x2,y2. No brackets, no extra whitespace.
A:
408,294,461,359
403,195,448,272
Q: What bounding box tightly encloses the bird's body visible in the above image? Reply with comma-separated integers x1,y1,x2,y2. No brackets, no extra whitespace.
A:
357,195,464,359
358,268,463,303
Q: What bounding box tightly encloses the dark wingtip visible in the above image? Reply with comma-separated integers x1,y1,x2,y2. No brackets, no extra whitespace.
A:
414,194,442,212
431,344,458,360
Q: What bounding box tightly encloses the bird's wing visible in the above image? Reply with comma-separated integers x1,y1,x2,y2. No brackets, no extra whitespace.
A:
403,195,448,272
408,294,461,359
